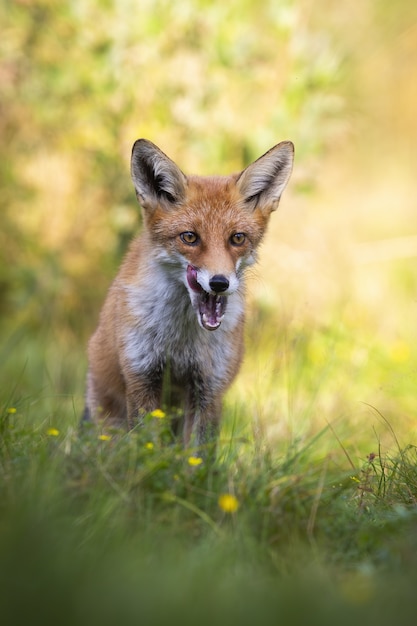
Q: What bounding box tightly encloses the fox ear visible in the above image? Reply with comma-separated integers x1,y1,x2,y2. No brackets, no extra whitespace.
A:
131,139,187,209
236,141,294,212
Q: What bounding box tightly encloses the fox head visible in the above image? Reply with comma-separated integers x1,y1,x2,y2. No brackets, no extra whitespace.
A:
130,139,294,331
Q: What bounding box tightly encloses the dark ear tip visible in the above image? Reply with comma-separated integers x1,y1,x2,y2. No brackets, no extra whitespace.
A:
131,138,151,156
278,140,295,154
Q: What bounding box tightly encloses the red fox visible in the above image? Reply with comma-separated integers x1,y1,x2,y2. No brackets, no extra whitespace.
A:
83,139,294,449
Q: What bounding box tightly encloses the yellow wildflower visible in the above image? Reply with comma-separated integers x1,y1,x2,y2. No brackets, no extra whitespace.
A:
46,428,59,437
150,409,166,419
145,442,154,450
7,407,17,414
218,493,239,513
98,434,111,441
188,456,203,467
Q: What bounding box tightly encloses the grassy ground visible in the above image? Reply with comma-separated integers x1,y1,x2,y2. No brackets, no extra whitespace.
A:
1,381,417,625
1,191,417,625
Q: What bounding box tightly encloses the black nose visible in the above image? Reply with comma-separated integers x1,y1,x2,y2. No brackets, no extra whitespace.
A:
209,274,230,293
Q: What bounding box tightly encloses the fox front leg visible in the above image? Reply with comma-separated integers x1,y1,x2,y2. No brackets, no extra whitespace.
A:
124,373,163,430
183,383,222,454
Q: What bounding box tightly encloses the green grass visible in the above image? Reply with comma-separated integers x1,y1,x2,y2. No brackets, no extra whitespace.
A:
1,245,416,625
1,324,417,626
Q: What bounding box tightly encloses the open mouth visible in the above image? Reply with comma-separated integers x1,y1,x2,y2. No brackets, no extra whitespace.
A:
186,265,227,331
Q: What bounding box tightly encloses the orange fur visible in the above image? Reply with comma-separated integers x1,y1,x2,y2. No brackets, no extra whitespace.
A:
83,139,294,450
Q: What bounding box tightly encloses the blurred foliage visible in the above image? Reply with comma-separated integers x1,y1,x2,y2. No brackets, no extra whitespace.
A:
1,0,416,419
0,0,352,335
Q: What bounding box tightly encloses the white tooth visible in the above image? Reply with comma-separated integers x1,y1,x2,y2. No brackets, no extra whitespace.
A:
218,315,224,322
202,313,208,323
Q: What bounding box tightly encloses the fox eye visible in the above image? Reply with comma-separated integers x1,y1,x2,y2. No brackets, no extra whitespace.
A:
230,232,246,246
180,231,199,245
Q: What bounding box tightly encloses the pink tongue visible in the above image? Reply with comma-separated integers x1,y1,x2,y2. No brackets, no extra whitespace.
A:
186,265,203,293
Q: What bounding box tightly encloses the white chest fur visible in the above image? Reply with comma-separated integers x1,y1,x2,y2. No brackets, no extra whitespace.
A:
121,270,244,388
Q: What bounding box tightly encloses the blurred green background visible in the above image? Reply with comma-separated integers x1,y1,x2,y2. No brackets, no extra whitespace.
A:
2,2,417,624
1,0,416,448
